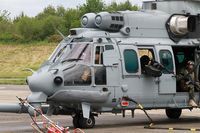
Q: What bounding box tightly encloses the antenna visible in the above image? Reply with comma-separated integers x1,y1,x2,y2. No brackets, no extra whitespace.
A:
55,29,65,39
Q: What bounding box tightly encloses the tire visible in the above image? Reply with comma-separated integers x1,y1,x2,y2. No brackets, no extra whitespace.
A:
166,108,182,119
79,114,95,129
73,114,81,128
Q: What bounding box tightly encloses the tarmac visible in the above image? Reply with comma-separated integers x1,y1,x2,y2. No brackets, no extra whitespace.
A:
0,85,200,133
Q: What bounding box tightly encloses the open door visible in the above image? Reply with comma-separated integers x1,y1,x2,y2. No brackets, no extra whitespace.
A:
155,46,176,94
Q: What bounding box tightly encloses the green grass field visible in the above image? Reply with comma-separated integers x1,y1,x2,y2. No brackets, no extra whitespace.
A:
0,42,57,84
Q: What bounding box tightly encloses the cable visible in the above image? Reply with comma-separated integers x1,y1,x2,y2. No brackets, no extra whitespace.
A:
123,96,200,132
145,126,200,131
123,96,154,127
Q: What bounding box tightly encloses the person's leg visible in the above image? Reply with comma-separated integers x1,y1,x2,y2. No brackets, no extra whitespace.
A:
189,86,197,107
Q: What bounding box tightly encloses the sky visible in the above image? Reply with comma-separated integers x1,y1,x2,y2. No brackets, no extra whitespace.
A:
0,0,143,19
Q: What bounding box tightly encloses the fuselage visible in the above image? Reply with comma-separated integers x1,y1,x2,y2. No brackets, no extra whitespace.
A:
26,0,200,122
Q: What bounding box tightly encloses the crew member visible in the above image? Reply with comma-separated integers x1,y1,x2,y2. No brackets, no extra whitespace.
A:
81,68,91,82
177,61,200,107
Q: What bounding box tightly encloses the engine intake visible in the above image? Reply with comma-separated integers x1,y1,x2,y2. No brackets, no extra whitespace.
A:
81,12,125,31
95,12,124,31
169,15,196,35
81,13,96,28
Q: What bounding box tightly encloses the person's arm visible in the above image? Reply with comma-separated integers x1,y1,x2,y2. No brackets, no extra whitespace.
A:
176,71,185,81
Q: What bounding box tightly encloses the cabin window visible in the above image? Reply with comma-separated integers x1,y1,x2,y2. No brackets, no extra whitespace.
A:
138,49,154,60
175,52,185,64
124,49,138,73
95,46,104,64
159,50,174,74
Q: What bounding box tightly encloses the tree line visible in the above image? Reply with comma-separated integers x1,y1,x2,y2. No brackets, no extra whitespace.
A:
0,0,139,43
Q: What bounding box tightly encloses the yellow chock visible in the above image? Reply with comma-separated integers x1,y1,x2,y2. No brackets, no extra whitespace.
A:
149,123,154,127
138,104,144,109
168,128,174,131
191,128,196,132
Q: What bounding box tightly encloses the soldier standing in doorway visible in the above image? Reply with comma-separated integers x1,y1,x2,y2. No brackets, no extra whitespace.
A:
177,61,200,107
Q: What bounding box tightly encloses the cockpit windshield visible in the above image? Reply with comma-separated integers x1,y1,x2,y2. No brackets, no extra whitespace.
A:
48,37,71,62
49,37,92,64
62,43,91,64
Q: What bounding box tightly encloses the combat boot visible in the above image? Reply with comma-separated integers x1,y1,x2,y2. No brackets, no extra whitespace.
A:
189,99,197,107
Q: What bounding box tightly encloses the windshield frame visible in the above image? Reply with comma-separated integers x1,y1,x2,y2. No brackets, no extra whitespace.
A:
48,37,72,62
61,42,93,65
48,37,94,64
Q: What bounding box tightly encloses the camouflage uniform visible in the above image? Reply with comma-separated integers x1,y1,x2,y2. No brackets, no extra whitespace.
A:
177,68,199,101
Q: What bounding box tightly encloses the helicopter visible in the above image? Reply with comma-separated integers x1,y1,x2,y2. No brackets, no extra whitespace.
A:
1,0,200,129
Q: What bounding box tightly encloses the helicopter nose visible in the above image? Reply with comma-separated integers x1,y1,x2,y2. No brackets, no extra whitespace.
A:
27,72,54,96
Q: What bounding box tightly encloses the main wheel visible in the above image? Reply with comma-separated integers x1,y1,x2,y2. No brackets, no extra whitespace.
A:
79,114,95,129
165,108,182,119
73,114,81,128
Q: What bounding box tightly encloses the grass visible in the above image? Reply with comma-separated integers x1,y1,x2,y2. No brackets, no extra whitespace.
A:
0,42,57,84
0,78,26,85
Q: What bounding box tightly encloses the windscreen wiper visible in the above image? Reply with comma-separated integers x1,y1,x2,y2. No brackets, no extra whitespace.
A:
78,44,89,59
62,58,82,63
62,44,89,63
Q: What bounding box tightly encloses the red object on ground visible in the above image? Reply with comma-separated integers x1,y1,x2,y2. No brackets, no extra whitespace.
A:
47,126,70,133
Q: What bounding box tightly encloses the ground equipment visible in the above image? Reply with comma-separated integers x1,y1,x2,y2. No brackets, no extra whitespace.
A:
17,97,84,133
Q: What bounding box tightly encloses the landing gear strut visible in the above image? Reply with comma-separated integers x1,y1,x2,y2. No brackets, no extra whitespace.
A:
73,113,95,129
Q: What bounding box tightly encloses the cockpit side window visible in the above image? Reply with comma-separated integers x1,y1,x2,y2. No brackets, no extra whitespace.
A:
64,64,91,86
94,46,106,85
95,46,104,64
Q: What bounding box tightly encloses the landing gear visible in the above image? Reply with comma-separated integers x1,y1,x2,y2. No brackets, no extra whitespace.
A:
79,115,95,128
72,113,95,128
73,114,81,128
165,108,182,119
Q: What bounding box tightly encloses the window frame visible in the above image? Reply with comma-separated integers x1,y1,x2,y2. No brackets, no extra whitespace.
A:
123,49,139,73
155,45,176,75
138,47,157,75
159,50,174,74
94,45,104,65
119,44,140,76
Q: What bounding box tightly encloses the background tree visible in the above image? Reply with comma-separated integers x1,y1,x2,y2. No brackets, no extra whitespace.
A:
105,0,138,11
0,1,139,43
0,10,10,21
79,0,104,16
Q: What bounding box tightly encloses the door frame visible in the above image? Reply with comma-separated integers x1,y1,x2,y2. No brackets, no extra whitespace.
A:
155,45,176,94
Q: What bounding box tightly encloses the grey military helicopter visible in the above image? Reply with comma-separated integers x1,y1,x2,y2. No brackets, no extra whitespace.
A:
1,0,200,129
